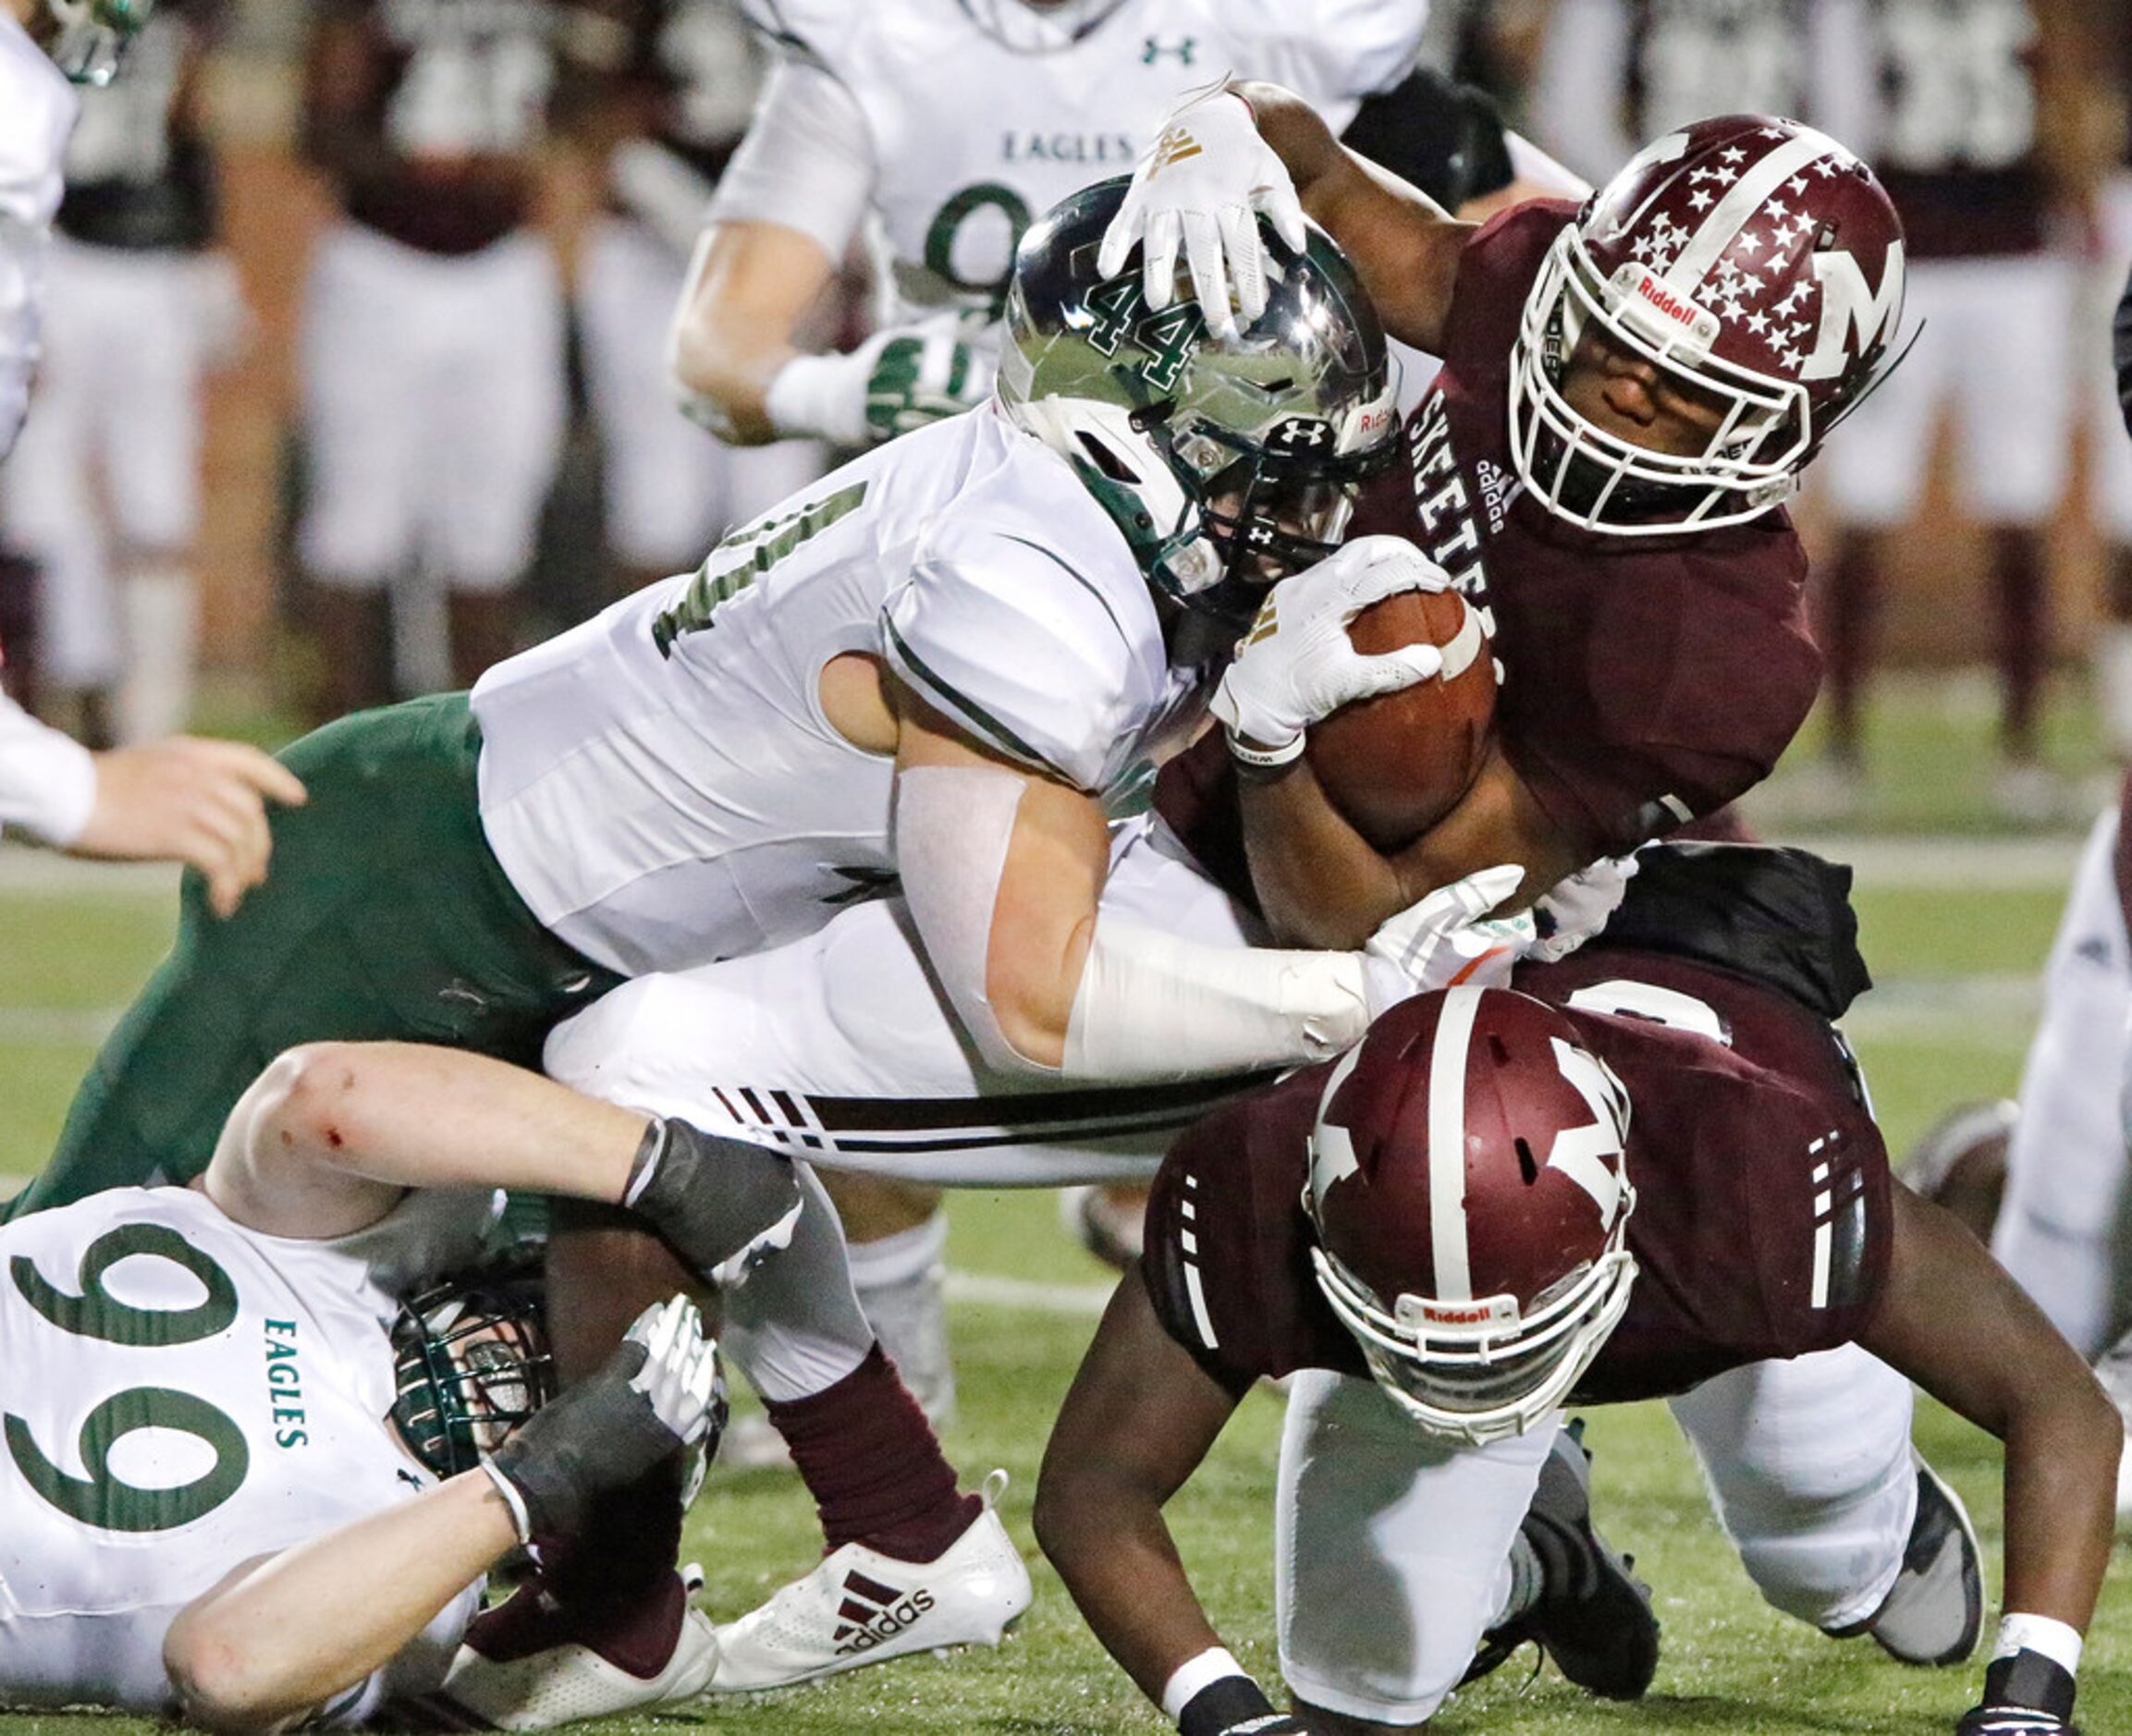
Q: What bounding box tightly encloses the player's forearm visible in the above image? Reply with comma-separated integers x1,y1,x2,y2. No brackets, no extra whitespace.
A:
1232,80,1469,355
1239,760,1409,948
1036,1485,1225,1706
165,1473,512,1732
248,1042,645,1207
1998,1379,2118,1632
668,221,827,444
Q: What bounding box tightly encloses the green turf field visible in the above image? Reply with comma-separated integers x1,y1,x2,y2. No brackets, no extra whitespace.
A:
0,685,2127,1734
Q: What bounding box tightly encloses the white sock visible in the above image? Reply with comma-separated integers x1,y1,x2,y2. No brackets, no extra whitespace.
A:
848,1213,955,1424
116,564,197,744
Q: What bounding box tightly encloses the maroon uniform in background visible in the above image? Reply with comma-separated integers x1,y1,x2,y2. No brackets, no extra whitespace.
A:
305,0,558,257
1141,934,1891,1402
1155,203,1816,892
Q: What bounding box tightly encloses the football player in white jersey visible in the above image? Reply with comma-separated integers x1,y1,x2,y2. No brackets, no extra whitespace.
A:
0,0,305,911
0,1033,812,1726
668,0,1431,450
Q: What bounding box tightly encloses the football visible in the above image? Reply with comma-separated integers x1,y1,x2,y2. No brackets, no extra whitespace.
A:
1305,587,1496,851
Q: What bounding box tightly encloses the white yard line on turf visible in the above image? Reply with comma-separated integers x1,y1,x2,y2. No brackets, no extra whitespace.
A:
945,1270,1111,1315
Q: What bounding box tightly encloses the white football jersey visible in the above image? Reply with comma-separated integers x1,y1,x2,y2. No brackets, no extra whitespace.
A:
0,1188,472,1719
472,403,1210,977
0,9,77,458
729,0,1427,328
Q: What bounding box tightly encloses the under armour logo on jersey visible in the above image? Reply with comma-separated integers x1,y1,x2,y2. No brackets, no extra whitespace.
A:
1148,124,1203,175
831,1570,937,1655
1142,35,1195,64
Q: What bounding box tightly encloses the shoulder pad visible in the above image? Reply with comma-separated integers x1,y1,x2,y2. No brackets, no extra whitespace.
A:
1594,843,1871,1019
882,524,1156,792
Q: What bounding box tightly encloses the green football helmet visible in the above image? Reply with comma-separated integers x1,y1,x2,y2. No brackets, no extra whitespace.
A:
33,0,153,84
998,175,1400,628
389,1263,557,1479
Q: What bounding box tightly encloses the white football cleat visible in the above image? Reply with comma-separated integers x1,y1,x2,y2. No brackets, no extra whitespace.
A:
430,1592,718,1728
709,1469,1030,1692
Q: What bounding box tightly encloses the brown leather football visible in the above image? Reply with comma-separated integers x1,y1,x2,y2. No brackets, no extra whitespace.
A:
1305,587,1497,851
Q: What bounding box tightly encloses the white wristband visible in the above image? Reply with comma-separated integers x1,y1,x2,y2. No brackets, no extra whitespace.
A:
1224,727,1305,770
0,696,97,846
1160,1646,1245,1721
478,1457,533,1545
764,349,869,446
1994,1613,2082,1675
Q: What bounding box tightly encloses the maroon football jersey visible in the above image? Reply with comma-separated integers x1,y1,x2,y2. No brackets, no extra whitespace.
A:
1862,0,2048,259
1154,202,1820,879
1140,945,1891,1405
306,0,558,257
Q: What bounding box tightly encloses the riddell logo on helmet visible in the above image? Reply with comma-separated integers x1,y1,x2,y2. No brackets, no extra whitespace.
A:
1405,1293,1522,1328
831,1571,937,1656
1634,274,1697,327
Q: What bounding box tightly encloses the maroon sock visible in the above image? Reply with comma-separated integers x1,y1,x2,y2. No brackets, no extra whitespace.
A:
1820,529,1882,766
1990,525,2047,758
766,1345,980,1562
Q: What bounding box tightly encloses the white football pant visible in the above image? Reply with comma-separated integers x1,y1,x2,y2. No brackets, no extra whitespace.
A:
1993,804,2132,1358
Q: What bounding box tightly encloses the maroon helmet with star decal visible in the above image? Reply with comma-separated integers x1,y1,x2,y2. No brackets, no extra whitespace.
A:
1305,987,1638,1445
1509,114,1908,536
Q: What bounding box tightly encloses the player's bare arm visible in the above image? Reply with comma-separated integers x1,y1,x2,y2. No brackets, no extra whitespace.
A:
1860,1184,2117,1641
1242,741,1583,950
1032,1270,1254,1713
1234,80,1474,356
668,218,839,444
203,1041,802,1278
889,683,1109,1070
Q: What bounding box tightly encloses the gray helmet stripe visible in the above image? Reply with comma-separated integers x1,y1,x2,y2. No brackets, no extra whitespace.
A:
1427,985,1484,1302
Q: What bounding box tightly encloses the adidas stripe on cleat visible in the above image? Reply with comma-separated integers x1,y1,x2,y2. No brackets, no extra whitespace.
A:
710,1469,1030,1692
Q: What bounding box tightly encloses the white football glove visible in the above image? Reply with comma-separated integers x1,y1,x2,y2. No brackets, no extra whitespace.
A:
761,313,995,447
1211,536,1452,766
1097,84,1306,341
1363,864,1533,1011
624,1294,726,1450
1527,853,1640,965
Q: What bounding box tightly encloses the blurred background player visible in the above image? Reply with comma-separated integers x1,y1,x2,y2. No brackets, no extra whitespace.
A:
1808,0,2087,821
2083,7,2132,764
566,0,823,604
0,0,303,912
295,0,568,723
1,0,242,752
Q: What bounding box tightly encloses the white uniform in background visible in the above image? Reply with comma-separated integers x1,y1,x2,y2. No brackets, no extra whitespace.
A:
472,403,1211,977
0,1185,484,1719
579,0,823,576
711,0,1428,342
0,9,97,846
1,7,226,741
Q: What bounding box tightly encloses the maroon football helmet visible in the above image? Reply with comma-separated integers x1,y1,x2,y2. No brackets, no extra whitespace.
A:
1509,114,1908,535
1305,987,1636,1443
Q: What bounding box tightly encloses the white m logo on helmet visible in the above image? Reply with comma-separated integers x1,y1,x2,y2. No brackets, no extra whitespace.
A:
1802,242,1905,383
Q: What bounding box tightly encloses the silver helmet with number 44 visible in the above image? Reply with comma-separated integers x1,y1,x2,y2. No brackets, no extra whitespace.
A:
998,175,1401,628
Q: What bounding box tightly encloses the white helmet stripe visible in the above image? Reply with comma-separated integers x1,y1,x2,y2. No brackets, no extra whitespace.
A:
1427,985,1484,1302
1663,129,1842,294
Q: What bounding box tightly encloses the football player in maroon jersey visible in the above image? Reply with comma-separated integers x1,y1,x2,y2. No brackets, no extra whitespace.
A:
1115,93,1905,947
1035,847,2117,1736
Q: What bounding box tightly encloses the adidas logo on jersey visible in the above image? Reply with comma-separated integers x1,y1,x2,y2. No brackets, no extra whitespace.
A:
1474,459,1518,537
831,1570,937,1656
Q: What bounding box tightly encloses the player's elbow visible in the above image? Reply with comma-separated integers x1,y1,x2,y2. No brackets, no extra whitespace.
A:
667,297,777,446
255,1041,387,1168
165,1608,309,1734
986,978,1072,1074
